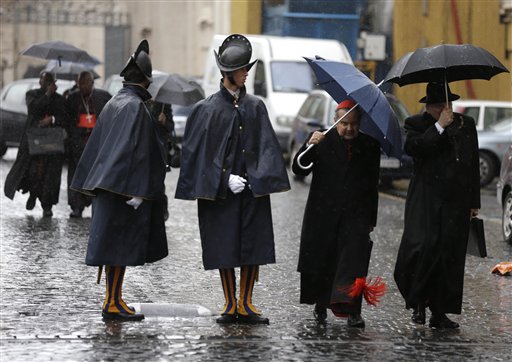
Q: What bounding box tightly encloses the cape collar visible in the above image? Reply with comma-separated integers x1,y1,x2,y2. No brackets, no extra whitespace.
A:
219,81,247,103
121,83,152,102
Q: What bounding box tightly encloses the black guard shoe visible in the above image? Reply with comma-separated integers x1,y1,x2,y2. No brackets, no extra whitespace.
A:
412,305,426,324
26,194,37,210
216,313,237,324
347,314,365,328
429,314,459,329
237,314,269,325
102,311,145,321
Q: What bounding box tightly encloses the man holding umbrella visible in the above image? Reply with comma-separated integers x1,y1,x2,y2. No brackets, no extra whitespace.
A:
66,70,112,218
394,82,480,329
176,34,290,325
292,100,383,328
71,40,168,321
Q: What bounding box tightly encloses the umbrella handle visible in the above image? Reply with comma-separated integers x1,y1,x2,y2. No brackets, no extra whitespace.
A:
296,143,315,170
296,104,358,171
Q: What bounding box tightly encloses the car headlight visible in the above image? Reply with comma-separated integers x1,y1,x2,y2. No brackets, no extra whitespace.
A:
276,115,294,127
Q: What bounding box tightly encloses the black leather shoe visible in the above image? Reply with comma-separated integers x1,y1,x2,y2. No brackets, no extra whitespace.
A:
102,311,145,321
313,304,327,323
42,209,53,217
429,314,459,329
347,314,365,328
412,306,426,324
26,194,36,210
216,314,237,324
70,208,83,218
237,314,269,325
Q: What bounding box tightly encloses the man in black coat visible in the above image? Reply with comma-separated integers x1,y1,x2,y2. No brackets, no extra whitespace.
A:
176,34,290,325
66,71,112,218
71,40,168,321
394,82,480,329
4,71,68,217
292,100,382,328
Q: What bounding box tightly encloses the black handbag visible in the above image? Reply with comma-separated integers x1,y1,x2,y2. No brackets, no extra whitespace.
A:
26,127,67,155
467,217,487,257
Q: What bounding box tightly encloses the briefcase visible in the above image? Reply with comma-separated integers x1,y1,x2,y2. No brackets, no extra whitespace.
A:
467,217,487,257
26,127,67,155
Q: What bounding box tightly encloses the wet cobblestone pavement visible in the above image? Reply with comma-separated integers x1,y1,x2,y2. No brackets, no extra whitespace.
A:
1,149,511,361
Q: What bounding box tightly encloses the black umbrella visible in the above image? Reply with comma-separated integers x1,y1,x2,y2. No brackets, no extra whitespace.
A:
383,44,509,86
148,71,204,106
21,40,99,66
44,60,100,81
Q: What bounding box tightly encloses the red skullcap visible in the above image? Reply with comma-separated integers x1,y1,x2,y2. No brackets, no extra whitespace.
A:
336,99,357,110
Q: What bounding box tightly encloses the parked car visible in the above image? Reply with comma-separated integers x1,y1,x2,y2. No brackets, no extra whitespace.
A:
287,89,413,185
477,118,512,187
102,74,194,141
497,144,512,243
452,100,512,131
0,77,75,156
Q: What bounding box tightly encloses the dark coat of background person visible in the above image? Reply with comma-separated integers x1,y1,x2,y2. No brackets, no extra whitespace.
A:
176,85,290,270
71,85,168,266
292,130,380,312
66,88,112,212
4,88,68,206
394,111,480,314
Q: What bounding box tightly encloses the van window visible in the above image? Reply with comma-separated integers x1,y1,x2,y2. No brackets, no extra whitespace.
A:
483,107,512,130
459,106,480,125
270,61,314,93
254,61,267,97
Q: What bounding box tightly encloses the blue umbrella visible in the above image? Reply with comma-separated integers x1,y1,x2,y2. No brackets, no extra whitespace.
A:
303,57,403,160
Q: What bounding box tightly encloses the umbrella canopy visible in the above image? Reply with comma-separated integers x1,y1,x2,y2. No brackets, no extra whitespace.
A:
21,40,99,66
305,57,403,159
44,60,100,81
148,72,204,106
383,44,509,86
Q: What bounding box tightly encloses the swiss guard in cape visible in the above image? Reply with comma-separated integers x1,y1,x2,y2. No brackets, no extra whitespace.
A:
176,34,290,325
71,40,168,321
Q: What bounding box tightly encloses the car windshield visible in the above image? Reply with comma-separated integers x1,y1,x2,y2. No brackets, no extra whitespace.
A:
489,118,512,132
270,61,315,93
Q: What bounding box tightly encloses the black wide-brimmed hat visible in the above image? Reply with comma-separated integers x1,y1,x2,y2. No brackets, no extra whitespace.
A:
214,34,257,72
120,39,152,81
419,82,460,103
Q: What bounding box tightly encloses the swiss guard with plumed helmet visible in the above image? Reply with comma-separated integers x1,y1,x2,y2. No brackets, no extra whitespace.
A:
71,39,168,321
176,34,290,325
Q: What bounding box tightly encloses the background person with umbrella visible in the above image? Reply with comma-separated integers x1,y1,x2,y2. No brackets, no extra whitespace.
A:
292,99,385,328
393,82,480,329
4,71,69,217
66,70,112,218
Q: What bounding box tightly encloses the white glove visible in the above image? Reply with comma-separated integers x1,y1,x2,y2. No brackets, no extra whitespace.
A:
228,174,247,194
126,197,143,210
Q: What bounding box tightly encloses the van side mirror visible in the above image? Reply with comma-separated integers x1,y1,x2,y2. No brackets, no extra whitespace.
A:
254,80,267,98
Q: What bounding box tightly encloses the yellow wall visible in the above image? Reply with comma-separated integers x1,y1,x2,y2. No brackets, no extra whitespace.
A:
230,0,262,35
393,0,512,114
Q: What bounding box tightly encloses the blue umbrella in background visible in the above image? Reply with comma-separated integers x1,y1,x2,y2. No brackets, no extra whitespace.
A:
297,57,402,170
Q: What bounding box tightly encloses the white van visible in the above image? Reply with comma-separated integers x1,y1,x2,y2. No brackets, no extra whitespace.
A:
203,34,353,152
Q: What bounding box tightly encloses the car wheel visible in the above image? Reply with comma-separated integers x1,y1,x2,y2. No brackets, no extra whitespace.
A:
0,141,7,157
479,151,496,188
503,191,512,244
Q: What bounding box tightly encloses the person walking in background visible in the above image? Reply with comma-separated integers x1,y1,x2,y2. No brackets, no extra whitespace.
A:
4,71,69,217
394,82,480,329
292,100,384,328
71,40,168,321
66,70,112,218
176,34,290,325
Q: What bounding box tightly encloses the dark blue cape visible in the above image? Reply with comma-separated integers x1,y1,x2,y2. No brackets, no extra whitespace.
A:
71,85,166,199
175,85,290,200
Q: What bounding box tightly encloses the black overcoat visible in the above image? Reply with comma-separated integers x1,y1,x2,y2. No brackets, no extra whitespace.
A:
4,88,68,208
66,88,112,210
71,85,168,266
394,112,480,314
292,130,380,313
176,84,290,270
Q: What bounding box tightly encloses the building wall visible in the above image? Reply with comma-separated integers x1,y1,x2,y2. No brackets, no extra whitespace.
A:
393,0,511,114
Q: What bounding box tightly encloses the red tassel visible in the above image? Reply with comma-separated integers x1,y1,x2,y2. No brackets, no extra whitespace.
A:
344,277,387,306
